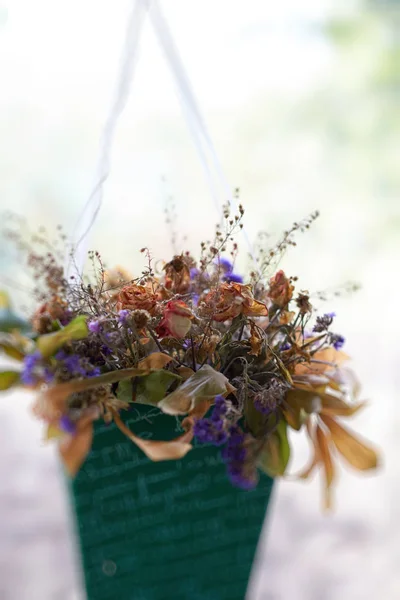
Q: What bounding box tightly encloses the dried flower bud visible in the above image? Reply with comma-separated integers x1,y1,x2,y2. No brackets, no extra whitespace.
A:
268,271,294,307
132,309,151,330
295,292,313,314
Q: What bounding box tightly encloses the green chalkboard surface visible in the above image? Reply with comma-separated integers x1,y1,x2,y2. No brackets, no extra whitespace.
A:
70,405,273,600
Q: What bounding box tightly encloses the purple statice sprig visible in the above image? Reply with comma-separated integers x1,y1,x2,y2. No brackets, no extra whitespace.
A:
313,312,336,333
20,350,43,385
55,350,100,378
215,256,244,284
118,309,131,326
330,333,345,351
193,395,229,446
59,414,77,435
221,425,257,490
88,320,102,334
21,351,55,385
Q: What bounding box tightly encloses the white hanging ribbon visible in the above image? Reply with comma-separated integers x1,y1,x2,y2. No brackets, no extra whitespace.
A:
65,0,149,280
148,0,259,268
65,0,259,278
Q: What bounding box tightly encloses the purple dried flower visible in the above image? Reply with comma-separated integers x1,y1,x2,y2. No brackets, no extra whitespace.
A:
224,272,243,283
43,367,55,383
20,350,42,385
88,320,101,333
221,425,257,490
59,415,77,435
226,463,257,490
218,257,233,272
313,312,335,333
331,334,345,350
193,417,227,446
253,378,288,415
118,309,131,325
88,367,101,378
190,267,200,279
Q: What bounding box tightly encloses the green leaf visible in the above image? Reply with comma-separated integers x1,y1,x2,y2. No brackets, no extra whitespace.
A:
36,315,88,357
136,370,181,406
244,395,269,439
158,364,233,415
116,379,134,404
258,419,290,477
0,370,20,390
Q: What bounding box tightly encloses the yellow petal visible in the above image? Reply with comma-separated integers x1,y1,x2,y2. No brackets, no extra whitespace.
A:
320,414,379,471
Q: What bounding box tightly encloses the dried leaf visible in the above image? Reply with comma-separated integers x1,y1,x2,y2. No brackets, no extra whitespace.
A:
176,366,195,380
112,410,192,461
320,414,378,471
45,423,63,440
0,291,11,309
36,316,88,357
41,367,148,412
316,424,335,510
295,348,350,375
320,396,367,417
297,420,320,479
286,388,321,415
258,419,290,477
248,320,263,356
0,341,25,361
138,352,173,370
116,379,134,404
0,370,19,390
279,310,295,325
158,364,232,416
327,367,361,399
59,418,94,476
135,370,181,406
283,407,303,431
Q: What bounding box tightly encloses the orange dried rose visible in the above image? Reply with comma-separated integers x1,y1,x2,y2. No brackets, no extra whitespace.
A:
268,270,294,307
116,284,158,315
156,300,193,338
200,283,268,322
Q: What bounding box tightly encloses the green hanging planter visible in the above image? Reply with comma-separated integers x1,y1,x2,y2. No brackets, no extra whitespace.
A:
70,405,273,600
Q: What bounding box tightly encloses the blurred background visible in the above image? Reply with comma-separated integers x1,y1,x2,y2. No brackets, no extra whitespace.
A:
0,0,399,598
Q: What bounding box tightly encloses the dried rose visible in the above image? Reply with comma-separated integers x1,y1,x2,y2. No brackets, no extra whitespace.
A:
268,270,294,307
156,300,193,339
199,282,268,322
116,284,159,315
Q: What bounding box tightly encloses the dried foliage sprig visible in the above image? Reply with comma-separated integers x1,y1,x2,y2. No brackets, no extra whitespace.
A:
0,207,378,509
